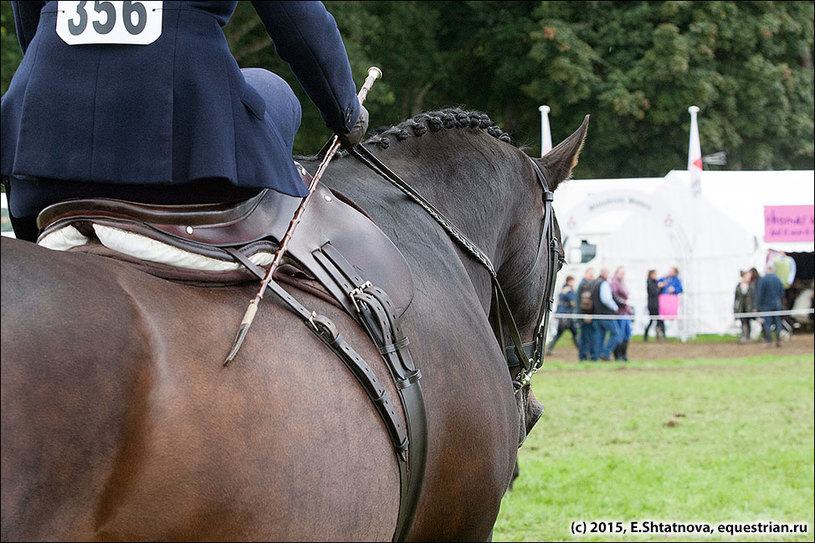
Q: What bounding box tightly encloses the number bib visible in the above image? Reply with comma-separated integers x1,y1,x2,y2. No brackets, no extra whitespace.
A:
56,1,163,45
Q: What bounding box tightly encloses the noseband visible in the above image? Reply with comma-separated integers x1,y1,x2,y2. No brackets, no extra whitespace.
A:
349,146,559,393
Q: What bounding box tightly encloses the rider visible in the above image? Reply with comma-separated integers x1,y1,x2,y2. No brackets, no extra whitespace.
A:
1,1,369,242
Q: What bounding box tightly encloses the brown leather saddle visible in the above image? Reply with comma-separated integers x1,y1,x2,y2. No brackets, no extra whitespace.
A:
36,172,414,316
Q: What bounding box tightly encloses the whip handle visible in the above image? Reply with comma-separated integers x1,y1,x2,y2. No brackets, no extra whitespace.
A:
357,66,382,104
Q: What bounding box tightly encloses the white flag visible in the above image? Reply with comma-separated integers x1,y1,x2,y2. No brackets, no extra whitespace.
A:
687,106,703,197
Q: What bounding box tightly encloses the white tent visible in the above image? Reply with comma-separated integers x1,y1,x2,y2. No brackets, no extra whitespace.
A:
552,169,814,338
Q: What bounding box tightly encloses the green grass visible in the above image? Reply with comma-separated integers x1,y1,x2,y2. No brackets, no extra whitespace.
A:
493,355,815,542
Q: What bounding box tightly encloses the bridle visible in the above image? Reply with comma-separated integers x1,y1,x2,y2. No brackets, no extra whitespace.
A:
499,159,561,389
348,145,561,393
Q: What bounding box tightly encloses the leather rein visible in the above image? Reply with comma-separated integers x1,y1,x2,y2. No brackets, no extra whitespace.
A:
348,145,560,392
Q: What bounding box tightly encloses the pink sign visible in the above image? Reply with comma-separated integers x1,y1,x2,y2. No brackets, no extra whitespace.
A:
764,205,814,242
659,294,680,320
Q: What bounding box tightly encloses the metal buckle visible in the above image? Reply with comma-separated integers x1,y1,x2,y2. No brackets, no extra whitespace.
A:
307,311,325,335
349,280,373,312
514,367,534,393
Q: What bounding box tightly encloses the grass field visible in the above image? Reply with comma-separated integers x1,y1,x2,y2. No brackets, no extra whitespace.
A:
493,353,814,542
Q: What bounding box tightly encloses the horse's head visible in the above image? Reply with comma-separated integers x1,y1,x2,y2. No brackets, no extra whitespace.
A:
497,116,590,442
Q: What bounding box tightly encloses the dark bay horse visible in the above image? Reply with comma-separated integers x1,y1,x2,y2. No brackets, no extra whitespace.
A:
1,109,588,541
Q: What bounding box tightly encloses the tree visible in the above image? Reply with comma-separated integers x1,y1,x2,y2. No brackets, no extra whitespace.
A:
521,1,814,175
1,1,22,95
2,1,812,176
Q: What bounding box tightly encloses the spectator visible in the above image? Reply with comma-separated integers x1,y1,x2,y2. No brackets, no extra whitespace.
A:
545,276,579,357
576,267,597,361
611,266,632,361
657,266,683,340
748,267,762,335
591,268,620,361
755,264,785,347
734,270,756,343
643,269,661,342
770,250,798,335
658,266,684,295
770,250,796,290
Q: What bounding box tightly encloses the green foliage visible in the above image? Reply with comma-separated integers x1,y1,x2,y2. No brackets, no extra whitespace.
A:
519,1,814,176
495,354,815,541
1,1,22,95
1,1,812,176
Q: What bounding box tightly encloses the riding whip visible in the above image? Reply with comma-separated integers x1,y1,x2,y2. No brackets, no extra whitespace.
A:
224,66,382,364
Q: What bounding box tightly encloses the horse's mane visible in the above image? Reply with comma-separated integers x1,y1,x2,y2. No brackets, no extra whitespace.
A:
364,108,512,150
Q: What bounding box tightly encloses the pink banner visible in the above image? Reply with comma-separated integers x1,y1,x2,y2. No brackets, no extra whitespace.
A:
658,294,680,320
764,205,814,242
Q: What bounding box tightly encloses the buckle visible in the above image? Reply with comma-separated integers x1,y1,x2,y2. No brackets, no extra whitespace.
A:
349,280,373,312
513,369,533,393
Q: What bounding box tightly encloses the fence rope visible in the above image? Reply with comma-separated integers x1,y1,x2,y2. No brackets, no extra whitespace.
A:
549,308,814,321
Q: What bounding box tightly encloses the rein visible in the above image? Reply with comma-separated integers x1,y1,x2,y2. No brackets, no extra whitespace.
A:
348,145,559,391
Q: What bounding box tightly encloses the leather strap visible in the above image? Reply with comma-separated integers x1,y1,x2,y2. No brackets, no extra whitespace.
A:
229,244,423,541
314,242,427,543
226,247,409,455
307,314,409,457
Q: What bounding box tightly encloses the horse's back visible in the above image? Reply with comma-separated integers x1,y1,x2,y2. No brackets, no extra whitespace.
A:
1,237,399,541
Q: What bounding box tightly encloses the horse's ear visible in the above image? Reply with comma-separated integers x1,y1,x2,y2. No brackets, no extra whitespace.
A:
534,115,590,192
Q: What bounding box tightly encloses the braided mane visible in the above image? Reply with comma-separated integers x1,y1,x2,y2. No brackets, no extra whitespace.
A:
364,108,512,150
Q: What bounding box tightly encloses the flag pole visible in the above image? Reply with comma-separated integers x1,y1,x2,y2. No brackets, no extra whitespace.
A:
539,105,552,157
687,105,702,197
685,105,703,341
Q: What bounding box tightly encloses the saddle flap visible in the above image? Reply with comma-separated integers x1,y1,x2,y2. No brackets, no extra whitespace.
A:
288,185,414,316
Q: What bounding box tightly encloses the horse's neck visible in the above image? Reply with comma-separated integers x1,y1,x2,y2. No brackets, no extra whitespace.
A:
378,139,519,255
323,141,522,302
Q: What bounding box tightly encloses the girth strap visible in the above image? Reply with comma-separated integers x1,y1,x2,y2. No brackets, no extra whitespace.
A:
313,242,427,543
227,247,409,446
227,245,424,542
308,314,410,458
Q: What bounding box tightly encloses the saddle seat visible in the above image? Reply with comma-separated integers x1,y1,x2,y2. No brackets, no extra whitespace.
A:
36,167,414,316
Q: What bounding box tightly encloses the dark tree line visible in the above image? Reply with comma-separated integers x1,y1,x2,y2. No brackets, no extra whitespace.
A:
2,1,813,177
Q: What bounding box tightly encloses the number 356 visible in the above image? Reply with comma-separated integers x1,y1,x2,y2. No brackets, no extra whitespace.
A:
56,1,163,45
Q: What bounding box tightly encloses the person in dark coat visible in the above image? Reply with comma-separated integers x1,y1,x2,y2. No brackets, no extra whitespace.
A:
610,266,631,361
643,269,661,342
590,267,619,361
733,269,756,343
755,264,786,347
576,267,596,361
545,275,579,356
2,1,369,241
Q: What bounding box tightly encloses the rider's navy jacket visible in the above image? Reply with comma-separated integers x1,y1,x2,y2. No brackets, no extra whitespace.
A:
1,1,359,214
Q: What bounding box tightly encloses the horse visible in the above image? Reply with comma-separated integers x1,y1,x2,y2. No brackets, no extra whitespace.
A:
1,108,588,541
